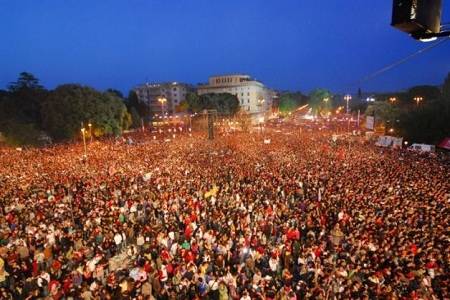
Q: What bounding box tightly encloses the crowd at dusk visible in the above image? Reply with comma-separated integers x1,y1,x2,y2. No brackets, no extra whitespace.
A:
0,124,448,299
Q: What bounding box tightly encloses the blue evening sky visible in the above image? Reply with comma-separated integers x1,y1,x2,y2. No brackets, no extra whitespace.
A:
0,0,449,94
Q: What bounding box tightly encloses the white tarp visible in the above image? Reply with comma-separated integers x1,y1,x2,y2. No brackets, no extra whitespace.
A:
375,136,392,147
375,135,403,149
366,116,374,130
392,137,403,149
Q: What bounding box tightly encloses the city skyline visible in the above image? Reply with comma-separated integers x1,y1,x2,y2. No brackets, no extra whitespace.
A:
1,1,449,94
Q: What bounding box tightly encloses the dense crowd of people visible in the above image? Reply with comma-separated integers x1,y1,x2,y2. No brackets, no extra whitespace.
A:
0,123,448,299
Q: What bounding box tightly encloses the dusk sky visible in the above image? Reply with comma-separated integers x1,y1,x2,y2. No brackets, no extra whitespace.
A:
1,0,449,94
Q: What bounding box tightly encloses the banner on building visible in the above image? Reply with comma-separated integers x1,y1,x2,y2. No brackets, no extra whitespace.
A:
375,135,403,149
365,116,374,130
438,137,450,150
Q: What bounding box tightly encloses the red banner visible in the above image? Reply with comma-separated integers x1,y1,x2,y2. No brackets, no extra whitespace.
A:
438,137,450,150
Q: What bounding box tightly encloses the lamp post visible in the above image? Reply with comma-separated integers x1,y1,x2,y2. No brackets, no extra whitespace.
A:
389,97,397,104
158,97,167,115
88,123,92,142
344,95,352,114
323,97,329,117
257,98,265,111
413,96,423,106
81,128,87,159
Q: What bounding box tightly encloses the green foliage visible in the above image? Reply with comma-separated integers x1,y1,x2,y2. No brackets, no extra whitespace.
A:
4,72,47,127
201,93,240,115
8,72,44,92
278,92,307,113
2,122,44,146
186,93,239,115
308,89,333,115
406,85,441,102
365,101,401,124
175,100,189,113
41,85,129,141
442,72,450,99
129,107,142,129
186,92,203,113
126,90,150,119
399,98,450,144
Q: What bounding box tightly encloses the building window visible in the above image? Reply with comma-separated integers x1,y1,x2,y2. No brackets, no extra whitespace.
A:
173,87,177,91
247,99,250,104
247,92,250,96
241,93,244,96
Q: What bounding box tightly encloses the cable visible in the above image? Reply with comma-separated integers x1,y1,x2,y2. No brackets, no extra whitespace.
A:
354,37,449,86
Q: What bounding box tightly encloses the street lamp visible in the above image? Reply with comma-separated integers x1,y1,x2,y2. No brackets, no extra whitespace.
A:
81,128,87,159
389,97,397,104
344,95,352,114
413,96,423,106
158,97,167,115
257,98,265,111
88,123,92,142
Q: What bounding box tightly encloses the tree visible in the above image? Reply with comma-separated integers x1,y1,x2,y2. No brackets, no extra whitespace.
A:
129,107,142,129
126,90,150,119
41,84,129,141
175,100,189,113
407,85,441,103
399,99,450,144
365,101,401,124
309,89,333,115
106,89,124,99
279,97,298,113
442,72,450,99
8,72,44,91
5,72,47,127
186,92,203,113
186,93,239,116
2,122,44,146
278,92,307,114
0,72,47,146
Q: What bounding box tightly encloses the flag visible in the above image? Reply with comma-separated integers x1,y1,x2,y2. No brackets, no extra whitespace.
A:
204,185,219,198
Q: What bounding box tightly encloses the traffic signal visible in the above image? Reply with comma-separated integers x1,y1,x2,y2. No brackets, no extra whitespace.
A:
391,0,442,36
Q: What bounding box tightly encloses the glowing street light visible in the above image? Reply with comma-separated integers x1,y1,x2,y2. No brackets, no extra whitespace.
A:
88,122,93,142
80,127,87,158
257,98,265,113
389,97,397,104
413,96,423,106
158,97,167,115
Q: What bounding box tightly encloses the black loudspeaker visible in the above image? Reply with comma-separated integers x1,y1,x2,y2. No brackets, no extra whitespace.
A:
392,0,442,34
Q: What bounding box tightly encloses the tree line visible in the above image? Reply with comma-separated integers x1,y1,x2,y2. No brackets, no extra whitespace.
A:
0,73,242,146
276,73,450,145
0,73,138,146
1,72,448,146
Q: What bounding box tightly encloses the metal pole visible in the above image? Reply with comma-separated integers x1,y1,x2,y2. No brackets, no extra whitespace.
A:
357,110,360,128
82,130,87,158
88,123,93,142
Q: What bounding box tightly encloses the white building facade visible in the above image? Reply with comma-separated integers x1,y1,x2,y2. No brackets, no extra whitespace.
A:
197,74,274,115
134,82,193,115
